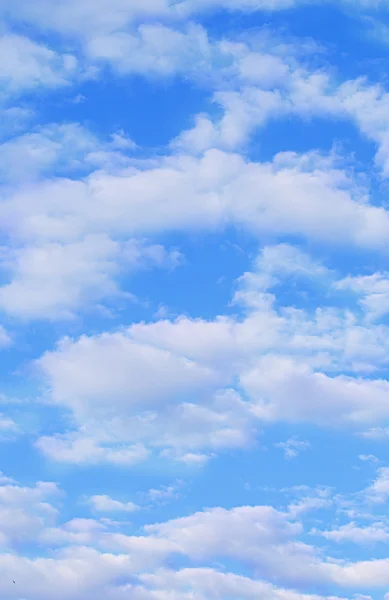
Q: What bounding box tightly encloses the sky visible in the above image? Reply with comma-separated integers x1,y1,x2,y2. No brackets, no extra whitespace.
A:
4,0,389,599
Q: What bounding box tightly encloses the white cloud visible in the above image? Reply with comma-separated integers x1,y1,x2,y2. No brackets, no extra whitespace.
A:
1,146,388,323
0,0,171,39
317,522,389,544
242,355,389,425
0,34,77,97
30,242,389,464
336,272,389,320
2,474,389,597
36,391,254,465
0,554,347,600
0,478,60,548
287,486,332,518
86,23,214,77
38,331,222,417
40,518,108,547
360,427,389,439
146,481,183,504
363,467,389,503
359,454,379,463
89,495,139,513
7,148,386,247
0,413,18,438
35,434,150,466
0,235,181,320
3,70,389,323
0,326,11,348
235,242,330,298
138,568,343,600
0,122,137,184
167,43,389,180
177,0,303,15
275,437,311,460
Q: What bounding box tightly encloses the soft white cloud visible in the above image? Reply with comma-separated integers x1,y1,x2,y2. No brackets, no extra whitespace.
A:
89,495,139,513
138,568,343,600
0,0,171,39
360,427,389,439
36,392,254,465
38,331,222,417
30,242,389,463
86,23,215,77
336,272,389,320
0,326,11,348
0,122,138,183
0,236,181,320
0,478,60,548
146,481,183,504
177,0,304,15
6,148,386,247
0,554,348,600
2,474,389,597
359,454,379,463
1,146,388,323
317,521,389,544
36,434,150,466
168,46,389,179
242,355,389,425
287,486,332,518
3,82,389,323
40,518,108,547
363,467,389,503
275,437,311,460
0,34,77,97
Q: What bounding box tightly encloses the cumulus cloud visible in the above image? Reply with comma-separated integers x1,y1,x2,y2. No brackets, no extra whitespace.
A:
0,34,77,97
28,242,389,464
3,1,389,599
336,272,389,321
0,472,389,598
0,235,181,320
0,478,60,548
1,141,388,324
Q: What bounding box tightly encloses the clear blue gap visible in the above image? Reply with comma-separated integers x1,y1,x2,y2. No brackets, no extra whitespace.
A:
247,115,377,168
28,74,215,149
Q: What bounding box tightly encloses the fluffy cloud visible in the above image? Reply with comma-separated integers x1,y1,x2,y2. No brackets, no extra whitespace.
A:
0,34,76,91
5,148,386,246
241,355,389,425
2,471,389,598
0,478,60,548
0,235,180,320
336,272,389,320
3,2,389,599
363,467,389,503
1,143,389,323
31,242,389,464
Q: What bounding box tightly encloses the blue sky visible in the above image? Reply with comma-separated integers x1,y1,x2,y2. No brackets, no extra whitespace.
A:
3,1,389,599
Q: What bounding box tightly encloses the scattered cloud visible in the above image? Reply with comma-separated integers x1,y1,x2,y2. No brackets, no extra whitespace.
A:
88,495,139,513
275,437,311,460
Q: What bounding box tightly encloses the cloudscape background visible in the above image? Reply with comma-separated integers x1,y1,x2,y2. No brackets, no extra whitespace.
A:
3,1,389,598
